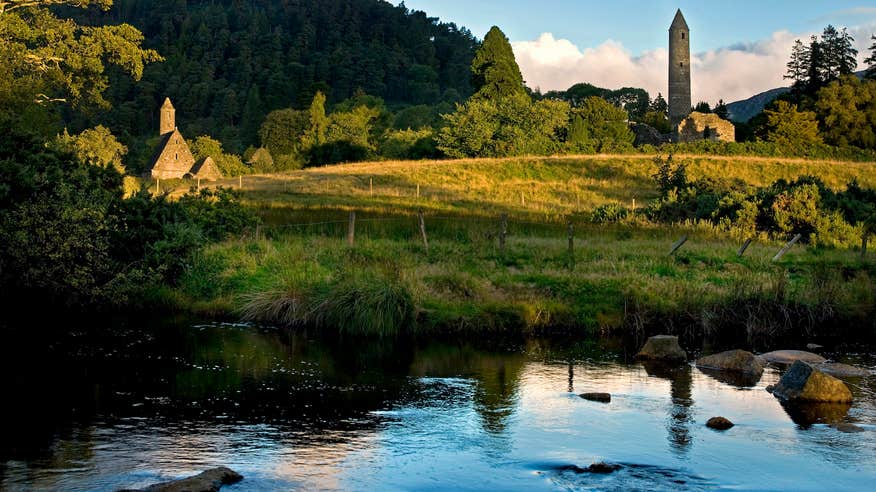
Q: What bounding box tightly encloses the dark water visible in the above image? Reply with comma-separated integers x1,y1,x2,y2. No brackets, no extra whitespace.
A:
1,320,875,491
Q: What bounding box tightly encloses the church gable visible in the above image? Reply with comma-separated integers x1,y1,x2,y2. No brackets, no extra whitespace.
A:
189,156,222,181
150,129,196,179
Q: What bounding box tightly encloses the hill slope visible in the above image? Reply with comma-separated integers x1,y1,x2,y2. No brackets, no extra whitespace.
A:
76,0,478,150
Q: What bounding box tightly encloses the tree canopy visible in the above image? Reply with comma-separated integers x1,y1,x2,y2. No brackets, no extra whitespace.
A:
470,26,526,100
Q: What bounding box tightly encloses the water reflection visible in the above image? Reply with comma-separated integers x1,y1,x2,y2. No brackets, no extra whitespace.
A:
1,321,875,491
642,361,694,455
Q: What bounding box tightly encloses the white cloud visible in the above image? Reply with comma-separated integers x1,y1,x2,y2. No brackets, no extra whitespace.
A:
513,27,875,105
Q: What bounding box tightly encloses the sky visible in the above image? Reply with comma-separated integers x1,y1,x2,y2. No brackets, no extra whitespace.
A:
400,1,876,104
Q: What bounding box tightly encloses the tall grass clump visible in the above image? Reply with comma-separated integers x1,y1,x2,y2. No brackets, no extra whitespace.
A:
240,274,416,337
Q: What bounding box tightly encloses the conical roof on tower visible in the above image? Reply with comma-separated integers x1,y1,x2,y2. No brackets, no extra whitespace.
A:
670,9,688,31
161,97,175,109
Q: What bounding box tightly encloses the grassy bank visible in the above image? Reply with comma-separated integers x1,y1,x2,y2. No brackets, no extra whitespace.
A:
157,155,876,346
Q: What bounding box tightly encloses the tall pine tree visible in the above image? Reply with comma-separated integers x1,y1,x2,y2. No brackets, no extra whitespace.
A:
864,35,876,79
785,39,810,88
470,26,526,100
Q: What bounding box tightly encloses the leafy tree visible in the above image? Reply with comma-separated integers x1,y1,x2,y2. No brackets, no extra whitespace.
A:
815,76,876,149
470,26,526,100
189,135,248,176
567,96,634,152
865,35,876,80
0,0,161,111
258,109,309,157
759,100,822,149
642,111,671,133
437,94,569,158
54,125,127,173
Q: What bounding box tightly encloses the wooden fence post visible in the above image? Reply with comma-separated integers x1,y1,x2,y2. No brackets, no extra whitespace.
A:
239,175,243,189
862,234,869,261
418,210,429,253
772,234,802,262
155,177,160,194
567,220,575,269
669,235,689,256
197,177,201,192
499,213,508,253
417,183,420,199
347,211,356,247
737,238,753,257
370,177,373,196
521,192,525,206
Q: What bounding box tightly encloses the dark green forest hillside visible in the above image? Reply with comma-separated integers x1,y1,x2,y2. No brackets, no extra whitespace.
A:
70,0,478,151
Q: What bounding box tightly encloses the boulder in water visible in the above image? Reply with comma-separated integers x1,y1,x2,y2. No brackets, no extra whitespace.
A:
706,416,734,430
579,392,611,403
814,362,871,378
832,423,865,433
635,335,686,362
768,361,852,403
696,350,763,378
758,350,826,365
127,467,243,492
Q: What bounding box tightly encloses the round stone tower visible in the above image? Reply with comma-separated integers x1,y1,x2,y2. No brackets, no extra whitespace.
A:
159,97,176,136
668,9,691,127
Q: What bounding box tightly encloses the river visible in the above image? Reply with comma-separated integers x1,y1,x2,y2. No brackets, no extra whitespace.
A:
1,319,874,491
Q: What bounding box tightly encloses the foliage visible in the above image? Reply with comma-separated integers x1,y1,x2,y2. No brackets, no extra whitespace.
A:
0,121,257,311
258,109,309,157
0,0,161,111
786,25,858,96
379,128,438,160
759,100,822,150
67,0,478,147
645,154,875,247
470,26,526,100
566,97,635,152
437,94,568,158
866,35,876,80
53,125,127,173
641,111,671,133
815,76,876,149
188,135,248,177
590,203,630,223
544,83,651,120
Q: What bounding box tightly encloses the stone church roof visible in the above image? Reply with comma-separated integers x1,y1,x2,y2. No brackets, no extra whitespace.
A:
189,156,222,181
149,129,196,179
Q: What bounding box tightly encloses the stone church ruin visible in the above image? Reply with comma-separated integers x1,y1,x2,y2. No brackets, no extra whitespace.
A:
149,98,222,181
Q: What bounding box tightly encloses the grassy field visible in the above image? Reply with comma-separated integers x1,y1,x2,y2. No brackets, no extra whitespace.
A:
159,154,876,346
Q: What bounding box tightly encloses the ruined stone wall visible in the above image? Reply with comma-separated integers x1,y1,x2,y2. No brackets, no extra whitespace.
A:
676,112,736,143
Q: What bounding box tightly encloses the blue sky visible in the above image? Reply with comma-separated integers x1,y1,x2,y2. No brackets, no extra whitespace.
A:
400,1,876,53
399,1,876,103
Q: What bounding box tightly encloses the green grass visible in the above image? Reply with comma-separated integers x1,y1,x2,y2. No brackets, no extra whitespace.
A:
159,154,876,344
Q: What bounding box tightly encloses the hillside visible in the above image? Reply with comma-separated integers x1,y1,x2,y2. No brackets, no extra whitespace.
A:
726,87,790,122
191,154,876,221
73,0,479,150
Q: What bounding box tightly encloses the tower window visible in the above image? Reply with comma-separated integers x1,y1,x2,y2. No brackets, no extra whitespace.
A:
681,32,685,39
680,62,684,67
175,153,178,160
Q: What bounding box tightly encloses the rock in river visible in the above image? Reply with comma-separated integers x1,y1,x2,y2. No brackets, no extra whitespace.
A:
815,362,871,378
768,361,853,403
635,335,686,362
125,467,243,492
579,392,611,403
706,416,734,430
758,350,826,365
696,350,764,377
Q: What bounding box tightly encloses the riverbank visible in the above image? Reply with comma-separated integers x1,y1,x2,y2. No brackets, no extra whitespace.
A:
151,218,874,349
140,154,876,346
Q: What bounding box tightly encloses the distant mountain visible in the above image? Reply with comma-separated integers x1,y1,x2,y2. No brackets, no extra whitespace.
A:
727,70,868,123
726,87,790,123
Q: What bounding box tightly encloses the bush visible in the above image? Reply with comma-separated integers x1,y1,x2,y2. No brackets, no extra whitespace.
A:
591,203,630,223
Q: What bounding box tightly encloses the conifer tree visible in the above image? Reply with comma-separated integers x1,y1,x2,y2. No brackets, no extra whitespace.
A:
470,26,526,100
864,35,876,79
305,91,329,147
784,39,809,87
805,35,825,93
